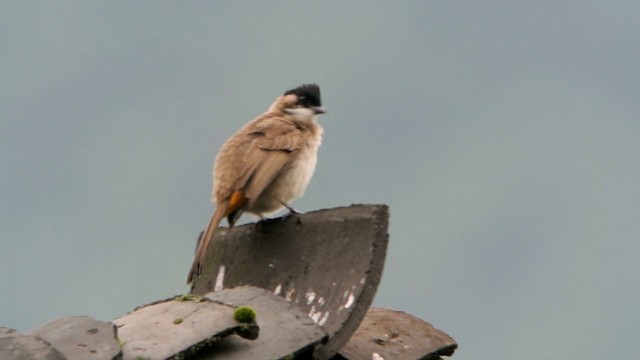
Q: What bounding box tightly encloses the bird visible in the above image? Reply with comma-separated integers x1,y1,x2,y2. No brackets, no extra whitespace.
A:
187,84,327,284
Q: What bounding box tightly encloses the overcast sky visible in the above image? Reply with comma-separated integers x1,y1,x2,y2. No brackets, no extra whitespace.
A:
2,2,639,359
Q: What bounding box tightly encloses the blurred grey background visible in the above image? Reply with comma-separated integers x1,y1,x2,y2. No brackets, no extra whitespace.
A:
2,2,639,358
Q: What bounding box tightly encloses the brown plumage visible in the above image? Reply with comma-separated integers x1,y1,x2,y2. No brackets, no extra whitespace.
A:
187,84,326,284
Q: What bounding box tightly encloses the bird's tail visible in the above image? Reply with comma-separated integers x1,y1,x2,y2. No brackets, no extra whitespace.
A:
187,205,226,284
187,190,248,284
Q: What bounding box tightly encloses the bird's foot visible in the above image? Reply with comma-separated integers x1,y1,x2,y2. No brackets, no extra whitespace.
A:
254,214,269,233
254,220,267,233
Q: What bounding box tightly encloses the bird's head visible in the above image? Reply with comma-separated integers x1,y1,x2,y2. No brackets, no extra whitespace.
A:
272,84,327,120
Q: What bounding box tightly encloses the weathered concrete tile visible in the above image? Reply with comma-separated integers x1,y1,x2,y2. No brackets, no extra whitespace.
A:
191,204,389,359
200,286,327,359
112,294,246,360
0,327,66,360
335,307,457,360
29,316,121,360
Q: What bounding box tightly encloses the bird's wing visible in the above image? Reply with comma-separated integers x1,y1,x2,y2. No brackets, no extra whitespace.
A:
239,117,308,205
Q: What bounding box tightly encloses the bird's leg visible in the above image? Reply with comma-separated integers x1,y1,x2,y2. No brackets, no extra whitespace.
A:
280,201,302,217
280,201,302,215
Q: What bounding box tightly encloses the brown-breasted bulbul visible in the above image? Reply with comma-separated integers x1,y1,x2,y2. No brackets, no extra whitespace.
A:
187,84,326,284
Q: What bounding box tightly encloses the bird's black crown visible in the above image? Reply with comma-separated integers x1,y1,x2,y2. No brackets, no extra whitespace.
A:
284,84,322,108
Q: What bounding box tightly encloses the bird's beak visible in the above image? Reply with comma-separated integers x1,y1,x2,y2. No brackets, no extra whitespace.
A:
312,106,328,114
